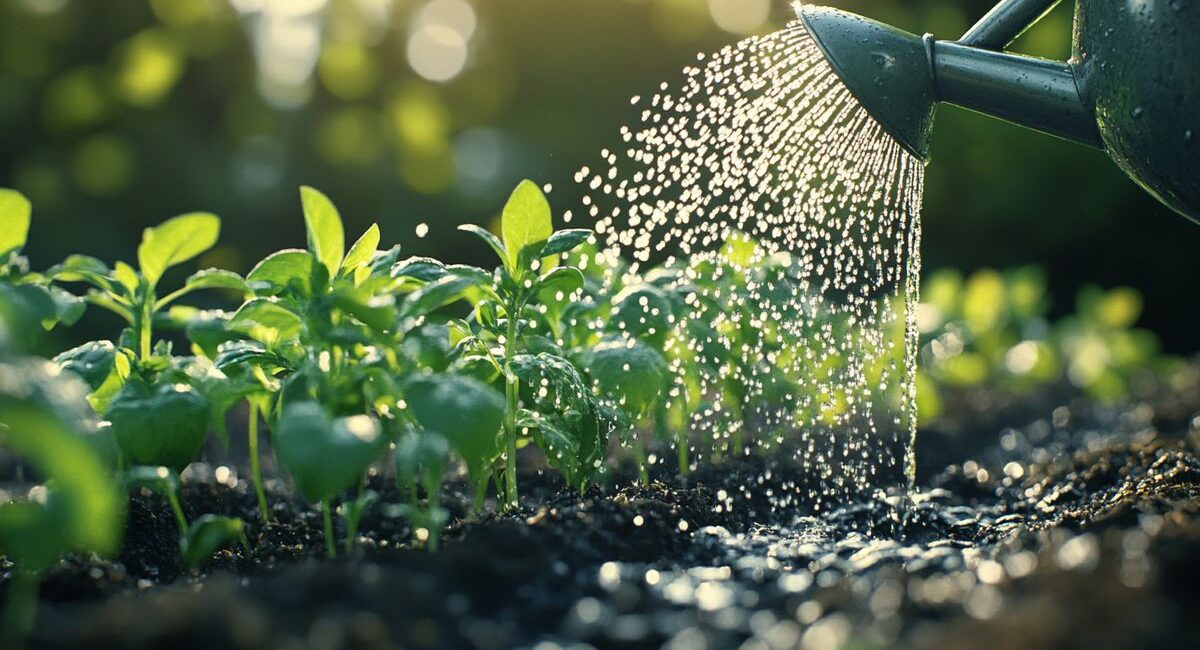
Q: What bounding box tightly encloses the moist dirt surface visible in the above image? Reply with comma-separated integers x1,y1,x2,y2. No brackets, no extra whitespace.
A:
8,376,1200,650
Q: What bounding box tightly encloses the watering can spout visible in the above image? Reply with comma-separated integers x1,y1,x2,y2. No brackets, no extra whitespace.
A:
795,0,1200,224
796,5,1101,161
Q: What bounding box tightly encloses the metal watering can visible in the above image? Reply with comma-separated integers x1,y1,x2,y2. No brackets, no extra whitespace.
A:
795,0,1199,223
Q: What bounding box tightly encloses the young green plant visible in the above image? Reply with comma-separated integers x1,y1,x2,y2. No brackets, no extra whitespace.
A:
449,180,590,508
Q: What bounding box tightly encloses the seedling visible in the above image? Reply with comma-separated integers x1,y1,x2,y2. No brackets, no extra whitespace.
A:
604,282,682,475
583,337,668,484
512,353,615,491
272,401,388,557
208,186,394,523
48,212,233,471
123,466,246,570
446,180,590,508
337,490,378,554
393,432,450,548
402,373,504,520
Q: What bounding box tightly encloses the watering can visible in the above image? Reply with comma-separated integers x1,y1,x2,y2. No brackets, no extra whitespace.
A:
795,0,1199,223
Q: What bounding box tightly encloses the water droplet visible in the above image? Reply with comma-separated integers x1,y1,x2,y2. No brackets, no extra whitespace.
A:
573,22,926,509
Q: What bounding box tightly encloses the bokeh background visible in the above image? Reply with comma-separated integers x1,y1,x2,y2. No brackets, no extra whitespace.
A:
1,0,1196,351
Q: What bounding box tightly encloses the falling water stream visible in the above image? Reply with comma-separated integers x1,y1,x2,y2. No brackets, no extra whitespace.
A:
576,22,924,507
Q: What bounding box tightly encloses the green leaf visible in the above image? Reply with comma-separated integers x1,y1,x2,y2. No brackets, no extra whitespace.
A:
522,411,579,477
393,432,450,484
608,284,675,349
246,249,321,297
122,465,180,494
137,213,221,287
585,338,668,418
47,255,117,294
200,372,264,446
48,286,86,327
341,224,379,275
105,378,210,472
155,269,248,311
501,180,552,272
184,268,247,293
182,515,245,569
512,353,593,413
54,340,117,390
402,374,504,480
457,224,507,265
391,256,449,282
369,245,403,276
400,275,473,320
274,401,387,503
538,267,584,298
229,298,303,347
184,309,243,360
447,264,494,286
0,188,32,256
212,340,290,371
540,229,592,257
300,186,345,277
338,489,379,533
113,261,140,294
0,284,59,343
87,353,130,415
331,285,396,332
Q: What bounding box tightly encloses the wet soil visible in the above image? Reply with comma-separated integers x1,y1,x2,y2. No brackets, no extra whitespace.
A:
7,375,1200,650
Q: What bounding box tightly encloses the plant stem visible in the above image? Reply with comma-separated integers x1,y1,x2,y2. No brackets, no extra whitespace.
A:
470,474,488,515
502,306,520,510
321,499,336,559
164,487,188,537
426,479,441,552
343,511,357,555
138,296,153,360
633,438,649,486
0,568,38,644
247,403,269,524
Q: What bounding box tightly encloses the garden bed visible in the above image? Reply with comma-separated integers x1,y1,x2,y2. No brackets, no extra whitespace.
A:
17,376,1200,650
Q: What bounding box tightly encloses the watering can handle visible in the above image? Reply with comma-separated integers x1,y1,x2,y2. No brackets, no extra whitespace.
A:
959,0,1063,50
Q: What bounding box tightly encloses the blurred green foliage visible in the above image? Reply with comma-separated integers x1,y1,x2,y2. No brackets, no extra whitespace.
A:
914,266,1190,420
0,289,123,640
0,0,1196,352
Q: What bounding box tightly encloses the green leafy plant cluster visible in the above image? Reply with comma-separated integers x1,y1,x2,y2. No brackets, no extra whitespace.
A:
1,179,1184,624
914,267,1185,419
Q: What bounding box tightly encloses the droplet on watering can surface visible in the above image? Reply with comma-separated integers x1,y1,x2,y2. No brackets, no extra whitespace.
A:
1131,107,1144,119
1186,130,1194,142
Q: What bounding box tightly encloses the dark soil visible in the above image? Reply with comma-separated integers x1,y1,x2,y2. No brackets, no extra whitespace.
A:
7,373,1200,650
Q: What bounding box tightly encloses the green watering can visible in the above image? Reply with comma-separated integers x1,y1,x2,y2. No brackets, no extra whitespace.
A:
796,0,1199,223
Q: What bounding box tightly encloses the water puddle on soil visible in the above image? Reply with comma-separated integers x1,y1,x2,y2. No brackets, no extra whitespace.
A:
574,22,924,509
550,398,1200,649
